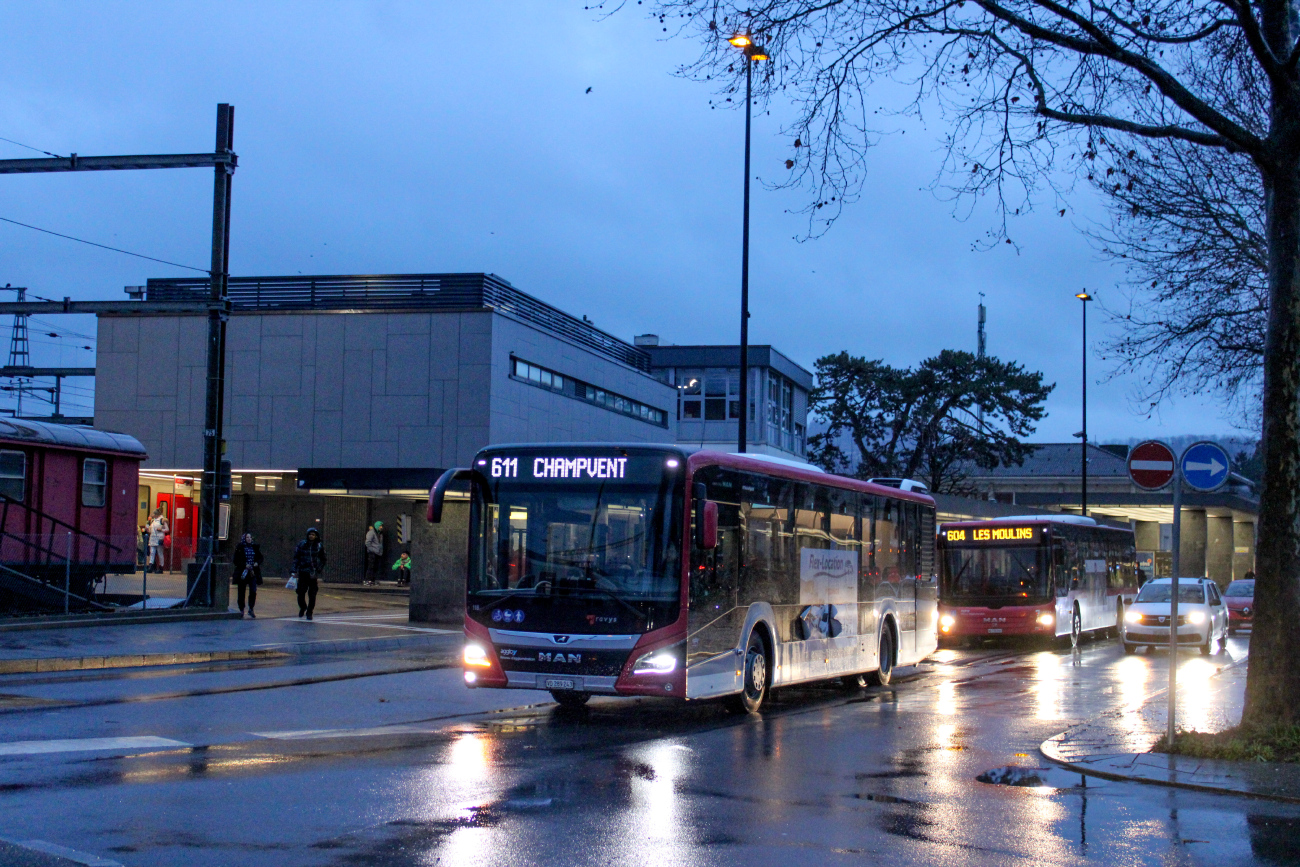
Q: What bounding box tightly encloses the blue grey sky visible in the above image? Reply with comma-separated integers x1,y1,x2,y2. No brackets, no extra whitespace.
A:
0,2,1245,442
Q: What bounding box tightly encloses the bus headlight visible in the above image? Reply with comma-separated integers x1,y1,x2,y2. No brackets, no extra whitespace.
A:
1036,612,1055,626
1187,610,1206,625
1125,610,1141,623
632,650,678,675
939,614,955,633
463,643,492,667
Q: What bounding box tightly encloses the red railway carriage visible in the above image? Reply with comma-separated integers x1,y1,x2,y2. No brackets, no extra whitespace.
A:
0,418,146,613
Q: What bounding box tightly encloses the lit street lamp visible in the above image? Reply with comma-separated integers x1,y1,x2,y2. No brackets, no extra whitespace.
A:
729,33,767,453
1075,291,1093,517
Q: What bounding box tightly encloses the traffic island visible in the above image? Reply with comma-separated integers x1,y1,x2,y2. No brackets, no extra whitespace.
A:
1041,655,1300,803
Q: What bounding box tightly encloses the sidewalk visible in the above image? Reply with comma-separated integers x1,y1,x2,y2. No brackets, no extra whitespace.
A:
1041,654,1300,803
0,606,457,674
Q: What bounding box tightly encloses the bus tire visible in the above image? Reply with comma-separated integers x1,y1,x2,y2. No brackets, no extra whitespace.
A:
726,630,769,714
550,690,590,708
867,622,896,687
1070,607,1083,649
1114,600,1125,639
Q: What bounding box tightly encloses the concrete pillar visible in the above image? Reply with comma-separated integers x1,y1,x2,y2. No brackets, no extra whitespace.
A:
1133,520,1160,552
1234,521,1257,580
1206,516,1233,587
409,499,469,625
1179,509,1208,578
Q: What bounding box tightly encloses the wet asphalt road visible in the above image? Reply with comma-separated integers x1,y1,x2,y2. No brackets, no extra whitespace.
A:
0,630,1293,867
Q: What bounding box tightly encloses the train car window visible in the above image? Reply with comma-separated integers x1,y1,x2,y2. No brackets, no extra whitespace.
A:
82,459,108,508
0,450,25,502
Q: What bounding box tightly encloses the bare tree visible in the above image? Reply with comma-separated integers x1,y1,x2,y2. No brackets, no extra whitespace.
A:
642,0,1300,728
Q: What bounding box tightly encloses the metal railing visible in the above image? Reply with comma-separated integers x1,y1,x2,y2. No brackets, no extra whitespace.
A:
144,273,652,372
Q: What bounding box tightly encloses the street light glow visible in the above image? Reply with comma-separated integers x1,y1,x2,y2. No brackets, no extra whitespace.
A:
728,34,752,47
748,47,769,61
1076,291,1092,301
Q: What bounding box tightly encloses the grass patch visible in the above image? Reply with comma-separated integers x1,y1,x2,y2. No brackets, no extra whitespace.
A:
1153,724,1300,763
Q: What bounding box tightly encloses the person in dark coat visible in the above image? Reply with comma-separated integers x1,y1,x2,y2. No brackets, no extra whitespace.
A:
293,527,327,620
364,521,384,585
231,533,264,618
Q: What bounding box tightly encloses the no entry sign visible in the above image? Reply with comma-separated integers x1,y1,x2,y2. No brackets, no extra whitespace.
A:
1128,440,1176,490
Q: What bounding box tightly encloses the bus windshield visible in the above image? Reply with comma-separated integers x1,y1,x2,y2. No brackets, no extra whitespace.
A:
468,456,684,633
942,545,1051,603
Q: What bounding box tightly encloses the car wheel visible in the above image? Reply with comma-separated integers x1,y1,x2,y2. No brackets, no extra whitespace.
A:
1200,635,1212,655
867,623,896,687
550,690,590,708
1122,641,1136,655
1070,608,1082,649
725,630,769,714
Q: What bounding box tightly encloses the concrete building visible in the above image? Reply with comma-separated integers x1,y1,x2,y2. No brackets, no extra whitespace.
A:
637,338,813,459
963,442,1257,585
94,273,679,620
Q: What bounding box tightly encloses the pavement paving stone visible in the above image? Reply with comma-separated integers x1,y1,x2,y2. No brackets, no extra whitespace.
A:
1041,654,1300,802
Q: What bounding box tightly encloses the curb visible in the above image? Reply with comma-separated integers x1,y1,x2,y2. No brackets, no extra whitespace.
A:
0,609,242,633
0,630,458,675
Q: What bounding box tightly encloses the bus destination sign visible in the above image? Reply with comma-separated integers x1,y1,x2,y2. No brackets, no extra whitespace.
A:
480,451,674,484
943,525,1041,544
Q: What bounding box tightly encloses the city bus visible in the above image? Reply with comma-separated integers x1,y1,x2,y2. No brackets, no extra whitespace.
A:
426,444,939,713
937,516,1139,646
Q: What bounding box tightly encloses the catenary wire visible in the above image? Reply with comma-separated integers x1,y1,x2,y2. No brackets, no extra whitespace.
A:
0,216,209,274
0,136,62,158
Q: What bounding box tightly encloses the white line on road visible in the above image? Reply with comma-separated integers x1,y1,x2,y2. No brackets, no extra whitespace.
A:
252,723,447,740
0,736,190,756
0,838,123,866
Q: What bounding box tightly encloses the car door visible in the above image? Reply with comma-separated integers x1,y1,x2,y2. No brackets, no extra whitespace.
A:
1207,583,1226,637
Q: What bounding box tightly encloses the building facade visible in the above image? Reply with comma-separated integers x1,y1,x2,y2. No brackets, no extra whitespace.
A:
638,339,813,459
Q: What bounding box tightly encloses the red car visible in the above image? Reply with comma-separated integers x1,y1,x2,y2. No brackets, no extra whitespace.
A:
1224,578,1255,635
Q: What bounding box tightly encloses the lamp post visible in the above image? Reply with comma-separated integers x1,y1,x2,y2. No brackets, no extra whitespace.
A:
1075,291,1093,517
729,33,767,453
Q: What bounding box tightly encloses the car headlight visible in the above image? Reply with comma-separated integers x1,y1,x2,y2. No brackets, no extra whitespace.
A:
1187,610,1206,625
940,614,955,632
1124,610,1141,623
463,643,492,667
1037,612,1054,626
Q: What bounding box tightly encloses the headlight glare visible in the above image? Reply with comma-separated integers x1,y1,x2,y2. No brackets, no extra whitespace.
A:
1036,612,1055,626
1188,610,1206,625
940,614,955,629
463,643,492,667
632,649,678,675
1124,610,1141,623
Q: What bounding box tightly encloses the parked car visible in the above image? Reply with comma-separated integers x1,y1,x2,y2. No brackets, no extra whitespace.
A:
1223,578,1255,635
1121,577,1228,655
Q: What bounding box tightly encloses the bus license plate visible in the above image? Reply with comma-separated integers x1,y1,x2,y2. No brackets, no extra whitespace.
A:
987,628,1003,634
545,678,576,690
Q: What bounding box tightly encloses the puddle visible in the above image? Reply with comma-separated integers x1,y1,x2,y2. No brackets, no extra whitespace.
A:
977,766,1050,787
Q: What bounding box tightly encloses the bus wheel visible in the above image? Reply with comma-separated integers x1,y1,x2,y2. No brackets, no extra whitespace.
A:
1070,608,1083,649
726,631,769,714
550,690,590,708
868,624,896,687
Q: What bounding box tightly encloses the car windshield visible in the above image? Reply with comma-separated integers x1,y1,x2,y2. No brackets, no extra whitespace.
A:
941,545,1050,602
1136,583,1205,604
1225,580,1255,598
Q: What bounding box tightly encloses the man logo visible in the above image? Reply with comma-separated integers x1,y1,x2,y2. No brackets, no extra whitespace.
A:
553,635,571,644
538,652,581,664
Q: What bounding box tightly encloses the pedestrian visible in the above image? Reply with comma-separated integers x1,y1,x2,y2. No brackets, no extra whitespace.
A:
292,527,326,620
391,552,412,586
137,524,148,570
364,520,384,585
231,532,264,618
146,509,169,574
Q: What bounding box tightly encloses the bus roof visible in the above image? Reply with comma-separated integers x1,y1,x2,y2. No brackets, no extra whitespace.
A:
940,515,1133,533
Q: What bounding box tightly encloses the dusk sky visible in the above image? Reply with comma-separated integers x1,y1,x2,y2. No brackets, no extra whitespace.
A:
0,2,1247,443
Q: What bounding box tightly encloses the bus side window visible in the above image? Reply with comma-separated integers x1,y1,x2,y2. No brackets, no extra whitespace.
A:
690,467,741,612
1053,544,1069,596
740,475,794,607
875,499,902,583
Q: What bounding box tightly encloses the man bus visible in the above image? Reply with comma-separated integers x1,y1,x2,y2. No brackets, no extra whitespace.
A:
427,444,939,713
937,516,1139,647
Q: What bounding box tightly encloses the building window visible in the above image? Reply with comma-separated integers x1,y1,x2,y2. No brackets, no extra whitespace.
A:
679,368,742,422
511,357,668,428
0,450,25,502
82,459,107,507
255,476,279,492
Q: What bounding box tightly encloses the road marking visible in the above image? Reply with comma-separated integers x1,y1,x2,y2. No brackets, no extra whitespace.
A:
0,736,189,756
252,722,446,740
0,838,123,866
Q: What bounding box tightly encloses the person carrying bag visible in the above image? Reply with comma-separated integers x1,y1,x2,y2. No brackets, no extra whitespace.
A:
231,533,264,618
292,527,326,620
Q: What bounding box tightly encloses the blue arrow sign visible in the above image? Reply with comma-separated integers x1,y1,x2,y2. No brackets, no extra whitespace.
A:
1181,441,1231,492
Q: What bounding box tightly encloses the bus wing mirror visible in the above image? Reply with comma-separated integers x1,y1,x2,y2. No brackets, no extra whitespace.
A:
701,501,718,550
427,468,483,523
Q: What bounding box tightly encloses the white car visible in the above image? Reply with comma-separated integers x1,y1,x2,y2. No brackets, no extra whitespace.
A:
1122,577,1228,655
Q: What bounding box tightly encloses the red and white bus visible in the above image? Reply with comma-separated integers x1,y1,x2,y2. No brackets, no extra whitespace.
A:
937,516,1139,646
427,444,939,713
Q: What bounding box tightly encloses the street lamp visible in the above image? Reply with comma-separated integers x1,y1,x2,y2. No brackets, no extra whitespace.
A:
1075,291,1093,517
730,33,767,453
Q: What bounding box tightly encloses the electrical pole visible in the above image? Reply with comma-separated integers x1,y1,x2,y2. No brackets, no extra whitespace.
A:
977,293,986,430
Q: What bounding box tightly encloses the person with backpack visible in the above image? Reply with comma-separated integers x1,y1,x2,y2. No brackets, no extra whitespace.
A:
292,527,327,620
231,533,264,618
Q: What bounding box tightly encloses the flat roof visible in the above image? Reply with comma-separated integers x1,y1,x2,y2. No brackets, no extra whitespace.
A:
641,345,814,391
